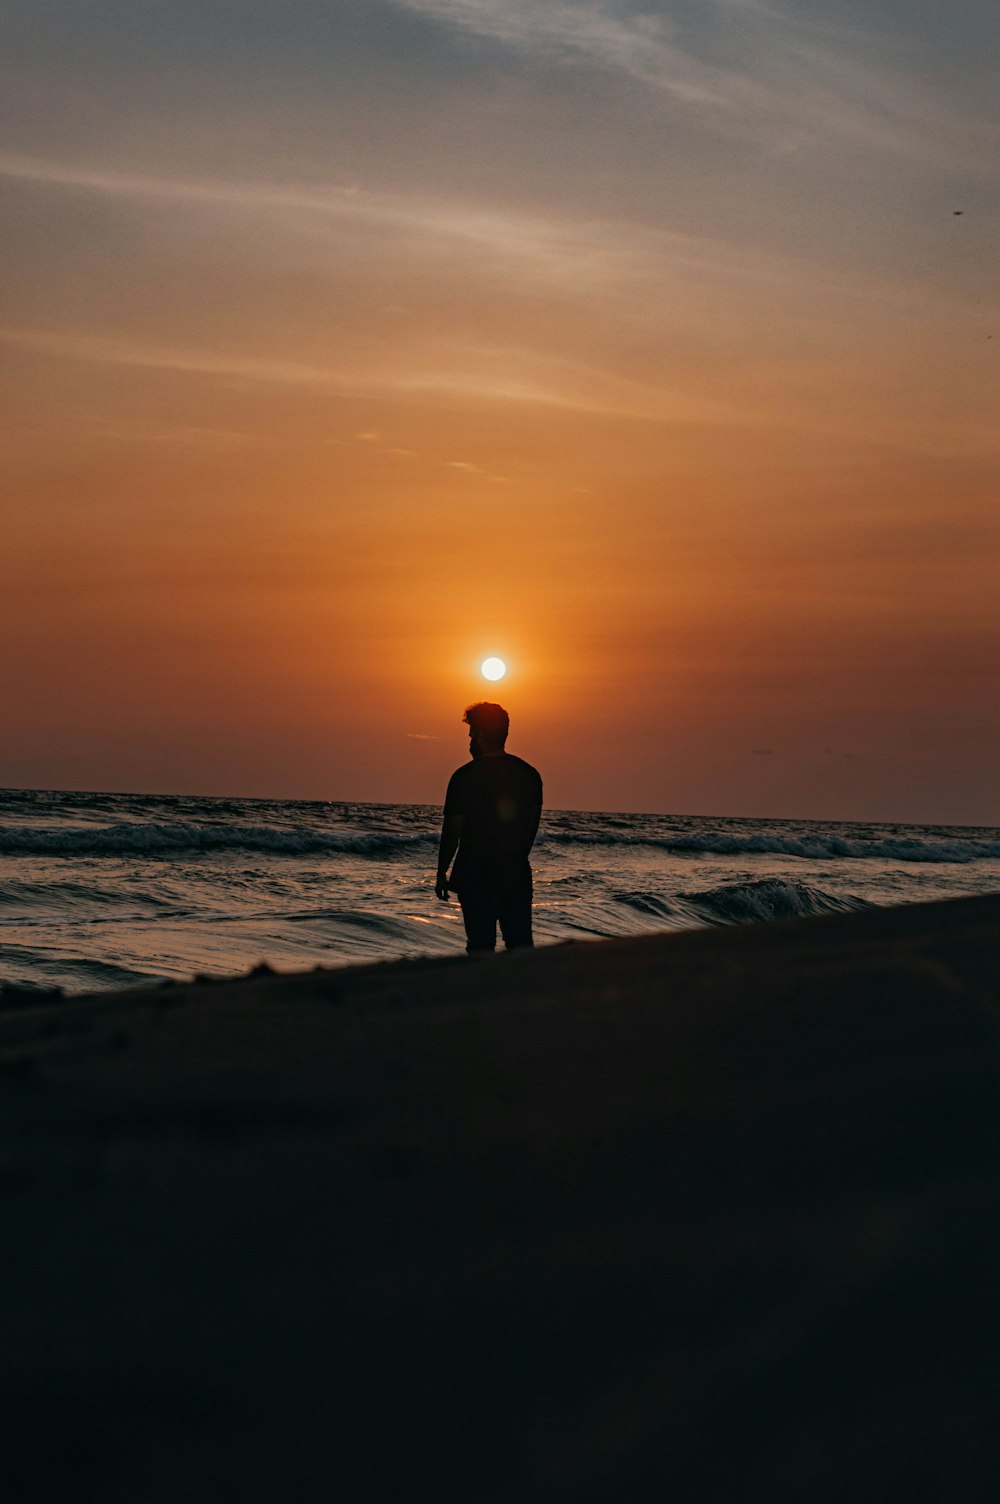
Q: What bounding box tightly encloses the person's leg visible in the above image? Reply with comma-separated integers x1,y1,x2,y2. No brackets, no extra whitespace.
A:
459,888,498,953
498,870,533,950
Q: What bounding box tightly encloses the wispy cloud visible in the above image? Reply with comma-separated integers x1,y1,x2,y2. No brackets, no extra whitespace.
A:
4,149,985,324
0,323,685,427
390,0,993,171
390,0,749,109
0,151,647,290
0,326,366,394
446,459,510,483
6,319,985,462
394,348,756,426
0,324,740,425
0,148,766,293
26,319,871,467
5,322,993,459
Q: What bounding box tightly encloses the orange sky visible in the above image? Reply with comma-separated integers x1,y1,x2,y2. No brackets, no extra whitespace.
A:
2,1,998,822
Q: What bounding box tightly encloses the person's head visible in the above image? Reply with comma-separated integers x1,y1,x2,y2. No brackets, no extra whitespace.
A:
464,701,509,757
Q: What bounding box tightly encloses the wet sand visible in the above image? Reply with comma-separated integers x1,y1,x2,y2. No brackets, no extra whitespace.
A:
3,893,1000,1502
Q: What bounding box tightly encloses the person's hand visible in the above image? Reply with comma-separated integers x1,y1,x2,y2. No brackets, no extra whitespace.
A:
435,871,450,901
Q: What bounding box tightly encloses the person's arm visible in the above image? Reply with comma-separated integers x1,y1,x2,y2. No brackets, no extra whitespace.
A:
436,782,464,900
525,775,543,854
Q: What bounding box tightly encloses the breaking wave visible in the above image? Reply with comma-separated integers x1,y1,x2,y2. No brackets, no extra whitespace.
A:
2,819,999,864
545,829,1000,865
0,823,436,858
680,879,872,925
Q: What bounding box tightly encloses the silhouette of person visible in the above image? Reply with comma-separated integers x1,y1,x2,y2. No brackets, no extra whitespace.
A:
435,702,543,952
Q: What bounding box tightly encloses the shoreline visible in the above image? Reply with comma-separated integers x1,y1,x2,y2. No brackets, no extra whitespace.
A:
4,892,1000,1500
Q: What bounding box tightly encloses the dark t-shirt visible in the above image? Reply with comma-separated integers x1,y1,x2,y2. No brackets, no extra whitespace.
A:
445,753,543,893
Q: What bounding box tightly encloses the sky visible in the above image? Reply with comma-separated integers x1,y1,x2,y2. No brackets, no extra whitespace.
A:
2,0,997,822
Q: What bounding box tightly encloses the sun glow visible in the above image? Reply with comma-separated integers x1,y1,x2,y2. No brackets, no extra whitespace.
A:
481,656,507,681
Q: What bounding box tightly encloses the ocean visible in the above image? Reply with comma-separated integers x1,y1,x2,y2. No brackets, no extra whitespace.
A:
2,787,999,994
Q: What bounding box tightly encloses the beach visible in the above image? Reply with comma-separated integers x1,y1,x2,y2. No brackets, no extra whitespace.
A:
4,892,1000,1501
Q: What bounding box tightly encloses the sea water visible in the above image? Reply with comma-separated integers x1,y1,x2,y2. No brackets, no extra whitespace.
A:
1,787,999,993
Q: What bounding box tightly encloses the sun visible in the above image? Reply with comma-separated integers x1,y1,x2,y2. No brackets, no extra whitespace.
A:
480,656,507,681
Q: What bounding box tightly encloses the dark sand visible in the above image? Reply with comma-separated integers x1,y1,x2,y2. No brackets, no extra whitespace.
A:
3,894,1000,1502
